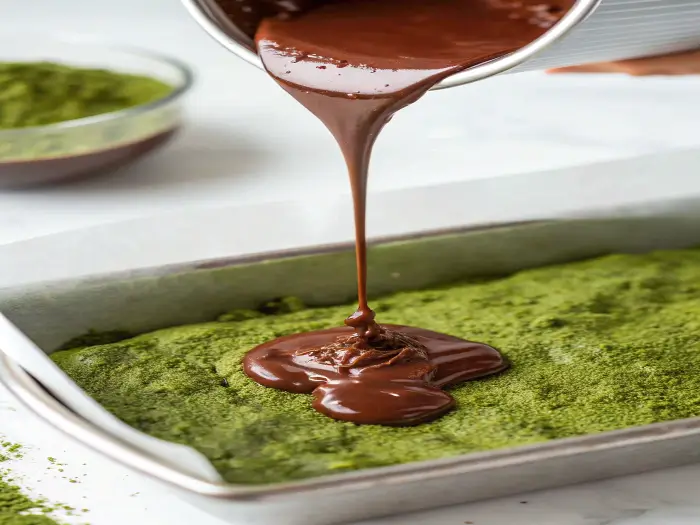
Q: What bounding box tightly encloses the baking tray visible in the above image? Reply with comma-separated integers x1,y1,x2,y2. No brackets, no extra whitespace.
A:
4,200,700,525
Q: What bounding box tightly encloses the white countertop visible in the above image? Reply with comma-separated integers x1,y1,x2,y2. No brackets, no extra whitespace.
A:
3,0,700,524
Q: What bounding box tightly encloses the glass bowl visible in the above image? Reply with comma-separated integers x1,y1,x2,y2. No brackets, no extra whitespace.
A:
0,36,194,188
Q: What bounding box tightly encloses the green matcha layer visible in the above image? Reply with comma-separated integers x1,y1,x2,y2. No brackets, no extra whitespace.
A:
52,250,700,485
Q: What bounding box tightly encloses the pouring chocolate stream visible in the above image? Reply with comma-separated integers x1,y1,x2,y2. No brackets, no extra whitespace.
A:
235,0,572,425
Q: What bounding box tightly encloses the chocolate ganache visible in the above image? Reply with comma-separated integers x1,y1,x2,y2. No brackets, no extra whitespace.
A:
232,0,572,425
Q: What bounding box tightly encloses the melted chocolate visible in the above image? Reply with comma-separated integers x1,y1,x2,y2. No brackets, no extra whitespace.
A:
230,0,571,424
244,325,508,425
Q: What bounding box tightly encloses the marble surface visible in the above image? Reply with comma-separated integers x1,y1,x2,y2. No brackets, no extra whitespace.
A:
3,0,700,524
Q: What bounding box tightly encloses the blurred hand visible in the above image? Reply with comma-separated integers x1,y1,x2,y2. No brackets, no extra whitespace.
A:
547,49,700,76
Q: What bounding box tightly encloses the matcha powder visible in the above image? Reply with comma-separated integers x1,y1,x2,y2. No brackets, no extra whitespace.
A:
0,62,173,129
0,443,63,525
53,249,700,485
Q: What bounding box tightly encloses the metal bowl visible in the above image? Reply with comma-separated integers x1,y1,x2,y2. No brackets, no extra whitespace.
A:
181,0,601,90
0,36,194,188
182,0,700,91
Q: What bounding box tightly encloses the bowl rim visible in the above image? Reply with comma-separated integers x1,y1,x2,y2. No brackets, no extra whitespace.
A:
0,36,195,137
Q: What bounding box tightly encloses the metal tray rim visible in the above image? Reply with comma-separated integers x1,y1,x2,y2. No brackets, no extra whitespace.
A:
0,219,541,298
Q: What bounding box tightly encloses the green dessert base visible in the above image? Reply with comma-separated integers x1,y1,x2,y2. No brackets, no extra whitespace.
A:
52,250,700,485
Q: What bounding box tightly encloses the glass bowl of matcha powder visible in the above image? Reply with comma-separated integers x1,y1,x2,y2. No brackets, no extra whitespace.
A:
0,37,193,187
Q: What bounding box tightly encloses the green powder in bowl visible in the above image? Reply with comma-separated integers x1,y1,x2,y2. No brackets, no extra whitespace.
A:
0,62,173,129
0,39,193,187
